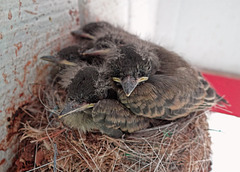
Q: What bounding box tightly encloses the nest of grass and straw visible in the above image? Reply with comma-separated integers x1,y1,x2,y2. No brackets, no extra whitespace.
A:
11,79,212,172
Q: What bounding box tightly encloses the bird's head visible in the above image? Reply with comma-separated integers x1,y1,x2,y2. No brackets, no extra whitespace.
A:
40,46,83,66
109,44,155,97
59,66,110,118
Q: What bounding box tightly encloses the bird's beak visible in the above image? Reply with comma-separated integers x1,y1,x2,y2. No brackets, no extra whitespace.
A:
41,56,77,66
71,30,96,40
121,76,138,97
40,56,57,63
121,76,149,97
80,48,111,56
59,102,95,119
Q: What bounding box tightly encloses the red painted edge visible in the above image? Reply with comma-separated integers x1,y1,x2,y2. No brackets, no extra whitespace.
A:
202,72,240,117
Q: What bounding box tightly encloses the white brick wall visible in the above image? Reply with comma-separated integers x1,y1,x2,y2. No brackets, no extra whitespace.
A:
0,0,79,170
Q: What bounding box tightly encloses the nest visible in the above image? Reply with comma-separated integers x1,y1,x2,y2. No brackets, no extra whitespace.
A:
11,81,212,172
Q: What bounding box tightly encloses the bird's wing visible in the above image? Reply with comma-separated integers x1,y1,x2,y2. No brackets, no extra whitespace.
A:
197,72,228,105
71,22,114,39
92,99,150,133
61,111,96,133
118,72,222,120
41,45,92,65
60,109,124,138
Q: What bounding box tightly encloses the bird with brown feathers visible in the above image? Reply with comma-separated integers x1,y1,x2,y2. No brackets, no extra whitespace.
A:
40,21,227,138
58,66,153,138
106,44,226,120
73,21,227,121
41,48,153,138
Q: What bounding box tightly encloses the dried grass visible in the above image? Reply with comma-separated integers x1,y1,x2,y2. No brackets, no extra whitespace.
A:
12,82,212,172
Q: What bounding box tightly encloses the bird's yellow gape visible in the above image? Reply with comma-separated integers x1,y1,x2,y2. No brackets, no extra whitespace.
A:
112,77,121,83
137,76,149,83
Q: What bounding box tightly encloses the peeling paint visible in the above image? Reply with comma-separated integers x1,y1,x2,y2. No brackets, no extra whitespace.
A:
32,53,39,66
12,68,19,75
14,42,23,57
0,106,27,152
13,87,17,94
69,9,78,21
2,73,9,84
15,61,31,88
0,159,6,166
24,10,37,15
8,10,12,20
35,64,50,84
18,0,22,17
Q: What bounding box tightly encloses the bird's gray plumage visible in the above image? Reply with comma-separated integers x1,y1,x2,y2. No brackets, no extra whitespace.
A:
40,21,228,138
73,21,228,120
41,46,154,137
59,66,152,138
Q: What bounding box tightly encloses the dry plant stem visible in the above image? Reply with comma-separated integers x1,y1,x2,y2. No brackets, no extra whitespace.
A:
25,154,73,172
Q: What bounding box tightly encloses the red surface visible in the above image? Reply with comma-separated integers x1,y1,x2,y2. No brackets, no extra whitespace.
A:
202,73,240,117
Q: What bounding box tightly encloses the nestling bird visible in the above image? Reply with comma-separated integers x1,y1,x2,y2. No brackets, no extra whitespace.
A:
41,45,152,137
71,21,138,43
41,45,84,66
41,43,156,137
42,21,227,134
72,21,227,120
108,44,227,120
106,44,227,120
58,66,152,138
40,44,107,86
71,21,143,57
40,45,106,67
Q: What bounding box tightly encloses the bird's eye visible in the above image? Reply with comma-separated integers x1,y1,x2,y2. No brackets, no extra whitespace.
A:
145,60,152,71
112,77,121,83
147,65,151,71
68,97,74,101
139,71,145,77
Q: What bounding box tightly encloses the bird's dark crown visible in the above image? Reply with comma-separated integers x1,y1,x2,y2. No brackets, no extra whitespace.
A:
95,35,125,49
58,46,81,61
109,45,153,80
67,67,105,104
